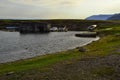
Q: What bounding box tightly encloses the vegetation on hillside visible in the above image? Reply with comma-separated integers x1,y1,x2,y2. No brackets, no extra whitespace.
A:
0,19,120,30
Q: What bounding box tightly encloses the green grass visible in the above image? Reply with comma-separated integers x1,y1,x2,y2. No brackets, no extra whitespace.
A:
85,35,120,56
0,24,120,76
0,49,83,74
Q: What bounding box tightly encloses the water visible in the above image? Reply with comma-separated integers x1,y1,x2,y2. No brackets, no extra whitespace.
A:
0,31,99,63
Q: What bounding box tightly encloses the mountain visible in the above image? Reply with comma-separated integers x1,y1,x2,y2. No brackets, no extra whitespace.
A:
107,13,120,20
86,13,120,20
86,15,112,20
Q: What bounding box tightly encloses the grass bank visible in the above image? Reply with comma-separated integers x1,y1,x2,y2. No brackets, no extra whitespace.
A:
0,24,120,79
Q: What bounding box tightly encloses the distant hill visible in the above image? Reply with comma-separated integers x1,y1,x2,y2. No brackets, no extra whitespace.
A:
86,13,120,20
108,13,120,20
86,15,112,20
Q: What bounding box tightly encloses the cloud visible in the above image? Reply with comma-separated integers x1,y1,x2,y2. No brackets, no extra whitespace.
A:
0,0,83,19
0,0,52,19
8,0,83,8
0,0,120,19
107,3,120,13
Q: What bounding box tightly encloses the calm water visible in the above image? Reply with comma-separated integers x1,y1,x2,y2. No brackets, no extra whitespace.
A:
0,31,99,63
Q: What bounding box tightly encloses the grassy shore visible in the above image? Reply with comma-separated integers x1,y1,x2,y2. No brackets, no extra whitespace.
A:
0,24,120,80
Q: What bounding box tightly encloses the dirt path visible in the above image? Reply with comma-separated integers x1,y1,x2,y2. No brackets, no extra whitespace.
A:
41,54,120,80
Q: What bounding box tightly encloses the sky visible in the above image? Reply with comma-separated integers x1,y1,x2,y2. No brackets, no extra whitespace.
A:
0,0,120,19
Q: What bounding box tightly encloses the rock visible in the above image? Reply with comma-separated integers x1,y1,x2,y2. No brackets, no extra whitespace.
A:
77,47,88,52
75,32,97,37
115,33,120,36
116,48,120,53
25,47,28,49
6,71,14,76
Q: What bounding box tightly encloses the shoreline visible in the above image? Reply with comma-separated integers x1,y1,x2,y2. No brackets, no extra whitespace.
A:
0,24,120,80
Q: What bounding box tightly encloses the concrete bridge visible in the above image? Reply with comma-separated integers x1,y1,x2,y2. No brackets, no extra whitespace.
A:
19,22,51,33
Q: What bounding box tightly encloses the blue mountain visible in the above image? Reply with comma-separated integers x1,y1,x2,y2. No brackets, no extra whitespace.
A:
86,13,120,20
86,15,112,20
108,13,120,20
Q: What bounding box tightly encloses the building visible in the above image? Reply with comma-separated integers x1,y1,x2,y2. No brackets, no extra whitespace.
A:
50,27,58,32
58,26,68,32
50,24,68,32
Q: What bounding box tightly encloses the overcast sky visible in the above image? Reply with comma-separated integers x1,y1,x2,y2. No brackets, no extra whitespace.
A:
0,0,120,19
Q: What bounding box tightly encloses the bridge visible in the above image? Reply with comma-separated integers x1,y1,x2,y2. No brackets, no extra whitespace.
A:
19,22,51,33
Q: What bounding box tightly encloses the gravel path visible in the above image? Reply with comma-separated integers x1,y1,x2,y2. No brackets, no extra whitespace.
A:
42,54,120,80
